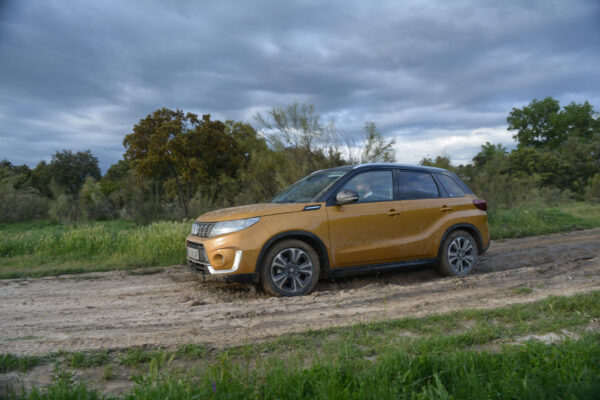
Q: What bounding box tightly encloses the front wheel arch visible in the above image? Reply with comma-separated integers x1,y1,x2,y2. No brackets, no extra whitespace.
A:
255,231,330,280
260,239,321,296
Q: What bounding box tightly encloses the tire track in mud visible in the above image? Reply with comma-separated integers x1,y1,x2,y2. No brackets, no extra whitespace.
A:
1,228,600,356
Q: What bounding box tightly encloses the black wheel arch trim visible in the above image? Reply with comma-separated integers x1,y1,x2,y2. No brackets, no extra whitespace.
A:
256,230,330,277
438,223,486,256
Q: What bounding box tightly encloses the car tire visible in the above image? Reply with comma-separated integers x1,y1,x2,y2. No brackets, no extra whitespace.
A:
260,239,320,297
437,230,478,277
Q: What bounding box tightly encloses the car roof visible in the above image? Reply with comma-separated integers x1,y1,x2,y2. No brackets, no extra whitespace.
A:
352,162,450,173
310,163,451,176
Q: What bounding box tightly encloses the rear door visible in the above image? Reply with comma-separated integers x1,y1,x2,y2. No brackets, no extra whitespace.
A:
327,169,403,268
396,170,447,260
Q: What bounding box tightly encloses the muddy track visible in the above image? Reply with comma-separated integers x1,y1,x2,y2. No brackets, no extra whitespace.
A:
1,228,600,356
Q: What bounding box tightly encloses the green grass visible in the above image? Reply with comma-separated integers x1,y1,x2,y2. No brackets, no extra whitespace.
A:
512,286,534,295
0,354,44,373
5,291,600,399
0,202,599,278
63,350,110,369
489,202,600,239
0,219,189,278
15,339,598,400
118,348,164,367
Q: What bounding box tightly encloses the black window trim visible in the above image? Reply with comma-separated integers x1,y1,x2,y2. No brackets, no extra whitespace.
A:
434,172,470,198
396,169,443,200
323,167,396,206
431,173,448,198
320,165,474,205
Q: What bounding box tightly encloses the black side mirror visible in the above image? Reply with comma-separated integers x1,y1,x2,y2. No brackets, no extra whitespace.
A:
336,190,359,205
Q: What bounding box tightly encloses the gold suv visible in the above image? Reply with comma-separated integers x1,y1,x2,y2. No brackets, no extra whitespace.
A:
186,163,490,296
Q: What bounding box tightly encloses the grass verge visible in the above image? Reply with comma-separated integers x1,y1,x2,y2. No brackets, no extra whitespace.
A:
489,202,600,239
3,291,600,399
0,220,188,278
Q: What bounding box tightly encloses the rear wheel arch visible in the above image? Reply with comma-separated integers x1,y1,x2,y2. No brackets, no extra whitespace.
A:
256,231,330,279
437,223,484,257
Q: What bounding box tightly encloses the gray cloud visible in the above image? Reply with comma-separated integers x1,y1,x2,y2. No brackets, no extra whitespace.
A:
1,0,599,170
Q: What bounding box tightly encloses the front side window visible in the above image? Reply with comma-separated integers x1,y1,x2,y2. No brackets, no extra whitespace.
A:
339,170,393,203
398,171,439,200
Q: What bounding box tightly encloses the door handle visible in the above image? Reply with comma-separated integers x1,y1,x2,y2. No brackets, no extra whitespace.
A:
387,209,400,217
440,206,453,212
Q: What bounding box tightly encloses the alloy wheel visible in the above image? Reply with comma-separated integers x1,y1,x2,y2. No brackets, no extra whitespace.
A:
447,236,475,273
270,248,313,294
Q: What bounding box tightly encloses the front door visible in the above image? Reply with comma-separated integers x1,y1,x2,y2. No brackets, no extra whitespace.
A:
327,170,403,268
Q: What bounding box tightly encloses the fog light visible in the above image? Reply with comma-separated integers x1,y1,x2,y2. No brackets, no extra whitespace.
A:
212,253,225,267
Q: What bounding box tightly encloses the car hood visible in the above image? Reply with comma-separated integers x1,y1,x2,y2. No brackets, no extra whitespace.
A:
197,203,310,222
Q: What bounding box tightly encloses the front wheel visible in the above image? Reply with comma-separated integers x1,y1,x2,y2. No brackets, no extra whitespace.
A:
260,239,320,297
437,230,478,277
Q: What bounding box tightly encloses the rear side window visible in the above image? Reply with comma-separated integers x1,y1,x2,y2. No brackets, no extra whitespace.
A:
398,171,439,199
437,174,466,197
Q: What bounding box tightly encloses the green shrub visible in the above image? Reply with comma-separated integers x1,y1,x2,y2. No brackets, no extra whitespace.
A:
48,194,79,224
79,177,116,221
0,179,48,223
585,173,600,203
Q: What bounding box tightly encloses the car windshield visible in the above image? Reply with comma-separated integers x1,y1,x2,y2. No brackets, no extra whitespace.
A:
271,170,347,203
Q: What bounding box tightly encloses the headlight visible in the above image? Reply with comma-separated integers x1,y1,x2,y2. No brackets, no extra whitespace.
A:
209,217,259,237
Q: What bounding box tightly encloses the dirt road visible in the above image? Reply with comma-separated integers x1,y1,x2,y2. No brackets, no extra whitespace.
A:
2,228,600,356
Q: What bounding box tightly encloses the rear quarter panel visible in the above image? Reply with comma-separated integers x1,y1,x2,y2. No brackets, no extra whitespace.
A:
429,195,489,256
401,195,488,259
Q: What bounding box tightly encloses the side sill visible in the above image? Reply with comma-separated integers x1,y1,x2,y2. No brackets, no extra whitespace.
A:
326,258,438,278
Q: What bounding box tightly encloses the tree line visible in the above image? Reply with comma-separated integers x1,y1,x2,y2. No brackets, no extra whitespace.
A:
421,97,600,208
1,97,598,223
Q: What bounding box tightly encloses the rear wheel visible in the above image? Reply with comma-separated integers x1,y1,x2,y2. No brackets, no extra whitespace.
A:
437,230,478,276
260,239,320,297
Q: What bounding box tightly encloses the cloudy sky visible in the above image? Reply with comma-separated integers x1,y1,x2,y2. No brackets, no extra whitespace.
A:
1,0,599,172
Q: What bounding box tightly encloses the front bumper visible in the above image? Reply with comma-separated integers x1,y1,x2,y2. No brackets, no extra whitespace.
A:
186,241,244,275
186,258,258,283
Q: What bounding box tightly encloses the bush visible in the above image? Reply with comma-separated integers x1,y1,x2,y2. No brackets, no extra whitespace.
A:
585,173,600,203
79,177,116,220
0,178,48,222
48,194,79,223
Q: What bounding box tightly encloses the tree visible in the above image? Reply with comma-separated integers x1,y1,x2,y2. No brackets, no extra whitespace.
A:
507,97,562,148
472,142,508,168
360,122,396,163
123,108,260,218
0,160,32,189
0,161,47,222
507,98,600,195
507,97,599,149
32,160,53,198
45,150,101,196
419,154,455,171
254,101,343,175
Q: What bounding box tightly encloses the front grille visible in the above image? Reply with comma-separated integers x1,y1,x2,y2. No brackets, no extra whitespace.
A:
191,222,214,237
187,241,209,263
